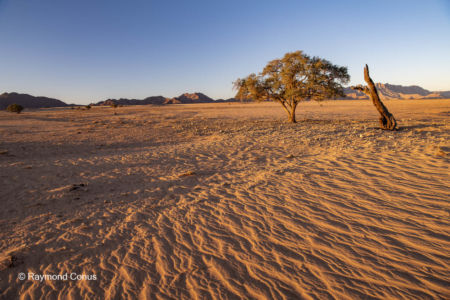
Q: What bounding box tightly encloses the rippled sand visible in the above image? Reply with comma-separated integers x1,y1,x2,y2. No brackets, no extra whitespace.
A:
0,100,449,299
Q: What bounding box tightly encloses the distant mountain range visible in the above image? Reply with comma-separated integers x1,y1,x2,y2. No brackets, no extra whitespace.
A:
97,93,239,106
0,92,68,110
1,84,449,109
343,83,450,100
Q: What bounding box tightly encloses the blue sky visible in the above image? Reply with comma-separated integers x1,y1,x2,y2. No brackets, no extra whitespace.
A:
0,0,449,104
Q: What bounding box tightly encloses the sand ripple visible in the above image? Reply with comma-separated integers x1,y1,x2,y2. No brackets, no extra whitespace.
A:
1,100,449,299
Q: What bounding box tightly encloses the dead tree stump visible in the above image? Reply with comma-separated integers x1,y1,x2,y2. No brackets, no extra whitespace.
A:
352,65,397,130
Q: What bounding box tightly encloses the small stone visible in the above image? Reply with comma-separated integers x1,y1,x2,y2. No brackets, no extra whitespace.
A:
69,183,86,191
7,255,23,268
179,171,196,177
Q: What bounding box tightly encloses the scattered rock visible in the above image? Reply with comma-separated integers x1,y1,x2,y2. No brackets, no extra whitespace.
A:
179,171,196,177
5,255,23,268
285,154,294,159
25,202,44,208
435,146,449,157
69,183,86,191
436,150,447,157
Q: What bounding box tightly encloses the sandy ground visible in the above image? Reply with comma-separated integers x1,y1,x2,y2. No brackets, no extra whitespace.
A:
0,100,449,299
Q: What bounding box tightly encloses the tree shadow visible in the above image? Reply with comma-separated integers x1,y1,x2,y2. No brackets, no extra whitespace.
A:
397,123,444,131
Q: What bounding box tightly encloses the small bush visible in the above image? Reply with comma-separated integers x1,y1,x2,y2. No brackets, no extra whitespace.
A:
85,105,91,110
6,104,24,114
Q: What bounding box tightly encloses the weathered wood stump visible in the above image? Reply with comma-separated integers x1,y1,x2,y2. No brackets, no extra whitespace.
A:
352,65,398,130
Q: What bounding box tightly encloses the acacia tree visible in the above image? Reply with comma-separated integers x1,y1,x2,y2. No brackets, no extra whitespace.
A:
234,51,350,123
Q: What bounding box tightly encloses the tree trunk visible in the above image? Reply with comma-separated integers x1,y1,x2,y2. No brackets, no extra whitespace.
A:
360,65,397,130
288,104,297,123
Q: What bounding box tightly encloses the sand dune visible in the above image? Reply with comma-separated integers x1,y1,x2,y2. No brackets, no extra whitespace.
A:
0,100,449,299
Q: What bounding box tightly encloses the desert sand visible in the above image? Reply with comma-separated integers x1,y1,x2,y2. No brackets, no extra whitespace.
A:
0,100,449,299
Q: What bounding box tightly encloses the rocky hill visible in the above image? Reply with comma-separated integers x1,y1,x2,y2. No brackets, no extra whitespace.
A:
0,92,68,110
96,93,216,106
171,92,214,103
343,84,449,100
95,96,167,106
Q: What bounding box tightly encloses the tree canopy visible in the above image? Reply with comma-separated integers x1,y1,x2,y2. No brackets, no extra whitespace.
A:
234,51,350,123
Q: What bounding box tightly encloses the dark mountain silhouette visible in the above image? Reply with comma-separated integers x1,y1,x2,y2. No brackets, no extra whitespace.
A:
95,96,167,106
173,92,213,103
438,91,450,98
165,93,242,104
96,93,215,106
0,92,68,110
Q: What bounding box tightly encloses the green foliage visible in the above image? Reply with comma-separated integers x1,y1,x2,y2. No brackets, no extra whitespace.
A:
6,103,24,114
234,51,350,122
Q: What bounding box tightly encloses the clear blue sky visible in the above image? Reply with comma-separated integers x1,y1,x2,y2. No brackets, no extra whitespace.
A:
0,0,449,104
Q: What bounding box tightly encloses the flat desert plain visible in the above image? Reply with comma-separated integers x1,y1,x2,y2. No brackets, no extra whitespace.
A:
0,100,449,299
